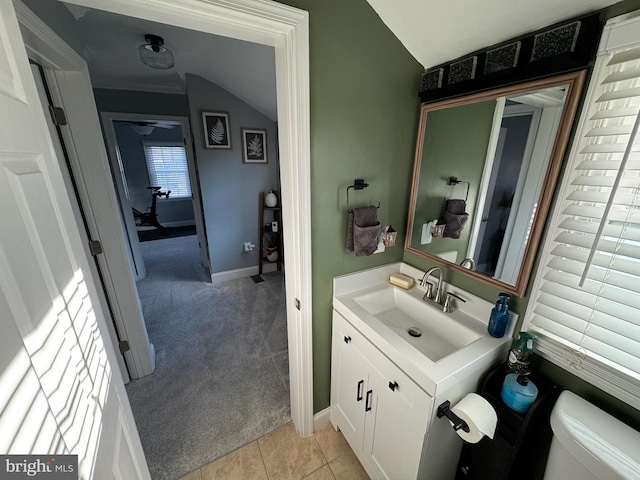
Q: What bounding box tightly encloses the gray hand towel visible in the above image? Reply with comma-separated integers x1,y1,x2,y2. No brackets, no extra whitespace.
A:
440,199,469,239
347,205,380,255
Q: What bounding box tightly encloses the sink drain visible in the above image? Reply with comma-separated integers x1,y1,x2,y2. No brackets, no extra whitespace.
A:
408,327,422,337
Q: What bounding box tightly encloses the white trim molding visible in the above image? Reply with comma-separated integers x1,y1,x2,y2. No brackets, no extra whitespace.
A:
17,1,156,380
209,264,278,284
313,407,331,431
64,0,314,436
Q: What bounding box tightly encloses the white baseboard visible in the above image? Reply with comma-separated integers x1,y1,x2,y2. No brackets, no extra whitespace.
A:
210,266,255,284
313,407,331,431
210,263,279,284
136,220,195,231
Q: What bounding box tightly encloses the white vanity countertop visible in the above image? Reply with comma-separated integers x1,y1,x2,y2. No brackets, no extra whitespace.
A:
333,262,513,397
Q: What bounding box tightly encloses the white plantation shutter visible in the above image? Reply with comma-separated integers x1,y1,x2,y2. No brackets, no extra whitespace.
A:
524,13,640,409
143,142,192,198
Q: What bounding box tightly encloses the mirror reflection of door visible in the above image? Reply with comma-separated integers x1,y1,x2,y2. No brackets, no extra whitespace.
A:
474,125,507,274
474,107,540,277
471,90,563,284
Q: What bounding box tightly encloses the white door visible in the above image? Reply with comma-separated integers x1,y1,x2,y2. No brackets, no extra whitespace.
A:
0,2,149,478
29,62,130,383
17,1,155,381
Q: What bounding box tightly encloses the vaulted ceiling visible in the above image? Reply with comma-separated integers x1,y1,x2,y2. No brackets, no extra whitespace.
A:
365,0,621,68
29,0,624,122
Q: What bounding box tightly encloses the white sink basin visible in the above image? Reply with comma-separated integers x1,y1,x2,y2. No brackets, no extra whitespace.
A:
333,262,513,396
353,287,481,362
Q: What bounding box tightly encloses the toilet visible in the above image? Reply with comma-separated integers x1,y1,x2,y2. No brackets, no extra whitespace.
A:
544,390,640,479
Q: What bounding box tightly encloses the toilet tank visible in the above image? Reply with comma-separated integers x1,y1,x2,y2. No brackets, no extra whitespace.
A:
544,390,640,480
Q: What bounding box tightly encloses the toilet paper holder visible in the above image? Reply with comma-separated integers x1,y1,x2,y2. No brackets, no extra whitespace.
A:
437,400,470,433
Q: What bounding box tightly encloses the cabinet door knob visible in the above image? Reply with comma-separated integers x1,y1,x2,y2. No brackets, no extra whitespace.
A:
388,381,399,392
365,390,373,412
357,380,364,401
344,335,351,343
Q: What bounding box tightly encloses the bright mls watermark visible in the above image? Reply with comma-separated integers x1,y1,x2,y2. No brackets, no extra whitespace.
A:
0,455,77,479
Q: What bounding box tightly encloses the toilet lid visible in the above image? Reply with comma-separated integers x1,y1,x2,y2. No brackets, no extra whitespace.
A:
550,391,640,479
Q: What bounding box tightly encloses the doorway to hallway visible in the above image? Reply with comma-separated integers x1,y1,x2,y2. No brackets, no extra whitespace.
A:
127,234,290,480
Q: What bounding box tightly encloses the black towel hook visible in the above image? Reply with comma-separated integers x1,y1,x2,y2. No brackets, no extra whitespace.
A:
346,178,380,212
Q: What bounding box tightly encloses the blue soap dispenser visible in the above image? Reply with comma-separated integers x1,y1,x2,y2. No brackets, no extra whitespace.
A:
488,293,510,338
501,369,538,413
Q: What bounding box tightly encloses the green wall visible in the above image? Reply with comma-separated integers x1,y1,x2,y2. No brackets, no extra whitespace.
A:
411,100,495,259
277,0,423,411
276,0,640,422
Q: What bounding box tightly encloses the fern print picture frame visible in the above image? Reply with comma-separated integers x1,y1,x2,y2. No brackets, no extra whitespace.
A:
202,111,231,149
241,128,267,164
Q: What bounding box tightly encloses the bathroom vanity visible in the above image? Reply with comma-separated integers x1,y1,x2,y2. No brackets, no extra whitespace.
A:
331,263,512,480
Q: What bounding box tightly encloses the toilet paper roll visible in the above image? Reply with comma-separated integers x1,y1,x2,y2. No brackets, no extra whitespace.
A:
450,393,497,444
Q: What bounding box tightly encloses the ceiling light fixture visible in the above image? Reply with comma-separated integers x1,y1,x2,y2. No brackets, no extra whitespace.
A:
131,124,155,136
139,34,174,70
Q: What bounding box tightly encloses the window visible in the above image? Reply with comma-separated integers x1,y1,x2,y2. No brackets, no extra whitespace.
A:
143,142,192,198
524,12,640,410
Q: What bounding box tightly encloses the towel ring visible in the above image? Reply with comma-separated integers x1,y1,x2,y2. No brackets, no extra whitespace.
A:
448,177,470,203
347,178,380,212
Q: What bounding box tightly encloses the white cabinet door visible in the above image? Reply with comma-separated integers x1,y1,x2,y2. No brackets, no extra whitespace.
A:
333,335,367,450
0,2,149,478
331,311,431,480
365,373,425,480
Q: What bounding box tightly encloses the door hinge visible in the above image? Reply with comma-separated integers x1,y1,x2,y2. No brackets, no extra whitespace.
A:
295,298,301,310
119,340,130,354
88,240,103,256
48,105,68,126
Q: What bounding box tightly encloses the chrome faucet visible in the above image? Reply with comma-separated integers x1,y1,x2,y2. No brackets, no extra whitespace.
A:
460,258,476,270
420,267,443,303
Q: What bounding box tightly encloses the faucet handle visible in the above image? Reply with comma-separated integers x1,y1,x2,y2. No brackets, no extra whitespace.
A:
422,281,434,300
443,292,466,313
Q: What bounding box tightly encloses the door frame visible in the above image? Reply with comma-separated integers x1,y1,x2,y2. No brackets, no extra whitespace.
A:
17,2,156,380
101,112,210,279
29,62,132,382
20,0,314,437
5,1,149,476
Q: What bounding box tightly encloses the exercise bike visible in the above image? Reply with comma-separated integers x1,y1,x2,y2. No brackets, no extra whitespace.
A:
132,186,171,235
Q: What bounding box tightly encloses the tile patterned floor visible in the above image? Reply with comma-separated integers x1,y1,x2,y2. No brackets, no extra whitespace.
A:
178,423,370,480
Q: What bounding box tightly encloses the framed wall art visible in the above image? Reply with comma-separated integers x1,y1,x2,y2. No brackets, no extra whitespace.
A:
242,128,267,164
202,111,231,149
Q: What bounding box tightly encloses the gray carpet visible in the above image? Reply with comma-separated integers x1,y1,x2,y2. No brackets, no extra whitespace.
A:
126,235,290,480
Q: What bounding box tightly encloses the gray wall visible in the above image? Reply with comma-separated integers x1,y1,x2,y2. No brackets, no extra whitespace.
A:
93,89,190,118
186,73,279,274
113,121,194,225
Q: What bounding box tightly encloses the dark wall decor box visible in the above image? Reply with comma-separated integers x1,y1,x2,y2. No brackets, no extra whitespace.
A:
419,12,601,104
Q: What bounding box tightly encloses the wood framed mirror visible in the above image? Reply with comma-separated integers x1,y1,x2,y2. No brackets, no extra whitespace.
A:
405,70,586,296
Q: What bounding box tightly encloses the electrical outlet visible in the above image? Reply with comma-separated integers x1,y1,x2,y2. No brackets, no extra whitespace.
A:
243,242,252,252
